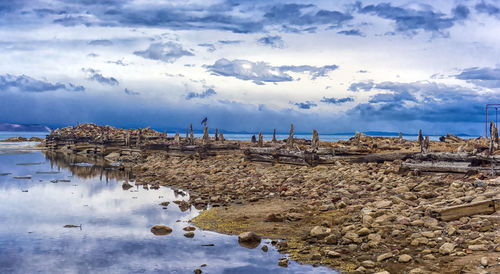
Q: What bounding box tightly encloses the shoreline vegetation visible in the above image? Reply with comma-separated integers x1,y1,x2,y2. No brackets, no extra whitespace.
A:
11,123,500,273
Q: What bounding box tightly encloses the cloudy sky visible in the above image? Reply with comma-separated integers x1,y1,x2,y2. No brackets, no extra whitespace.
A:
1,0,500,135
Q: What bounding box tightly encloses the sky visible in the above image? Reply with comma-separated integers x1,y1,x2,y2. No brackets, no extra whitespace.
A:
1,0,500,135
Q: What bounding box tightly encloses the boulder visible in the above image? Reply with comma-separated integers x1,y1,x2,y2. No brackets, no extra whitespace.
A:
310,226,331,238
151,225,172,236
238,232,261,249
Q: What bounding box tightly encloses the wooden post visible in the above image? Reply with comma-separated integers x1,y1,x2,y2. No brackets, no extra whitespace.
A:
190,123,194,144
490,121,497,154
186,128,189,139
312,129,319,150
418,129,423,147
399,132,403,139
136,128,142,148
174,132,180,145
287,124,294,147
272,128,277,143
126,130,130,146
203,125,209,144
251,135,256,143
423,136,430,153
215,128,219,141
219,130,224,143
258,132,263,147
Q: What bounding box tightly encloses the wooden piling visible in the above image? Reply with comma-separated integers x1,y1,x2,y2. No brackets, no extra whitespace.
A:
287,124,294,147
258,132,263,147
215,128,219,141
272,128,277,143
312,129,319,150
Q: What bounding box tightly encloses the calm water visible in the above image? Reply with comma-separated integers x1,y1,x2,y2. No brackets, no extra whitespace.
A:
0,130,474,143
0,147,334,274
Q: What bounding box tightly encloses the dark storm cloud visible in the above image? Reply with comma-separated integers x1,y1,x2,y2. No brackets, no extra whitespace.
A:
320,97,354,104
257,35,284,48
198,43,216,52
124,88,139,95
455,66,500,88
358,2,469,34
475,1,500,17
88,39,113,46
205,58,338,84
82,68,119,86
263,3,353,29
185,88,216,100
348,81,493,124
291,101,317,109
134,42,194,63
337,29,364,36
0,74,84,92
348,80,374,91
218,40,243,45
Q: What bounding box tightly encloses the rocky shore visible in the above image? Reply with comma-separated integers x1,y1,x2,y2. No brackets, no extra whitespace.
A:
44,124,500,273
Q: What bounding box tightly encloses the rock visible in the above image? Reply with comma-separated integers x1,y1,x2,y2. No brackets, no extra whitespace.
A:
194,269,202,274
358,227,371,236
183,226,196,231
439,243,455,255
326,250,341,258
468,244,488,251
238,232,261,249
480,257,488,267
398,254,413,263
374,271,390,274
310,226,331,238
151,225,172,236
184,232,195,238
377,252,393,262
324,234,338,244
375,200,392,208
122,181,133,190
261,245,268,252
265,213,283,222
278,258,288,267
355,266,367,272
104,152,120,161
361,260,375,268
160,201,170,207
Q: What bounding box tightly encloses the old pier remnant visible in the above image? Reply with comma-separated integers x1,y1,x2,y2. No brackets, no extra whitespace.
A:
219,130,224,143
174,132,180,145
490,121,498,153
203,125,209,144
272,129,277,143
215,128,219,141
136,128,142,148
258,132,263,147
311,130,319,150
190,123,194,144
287,124,294,147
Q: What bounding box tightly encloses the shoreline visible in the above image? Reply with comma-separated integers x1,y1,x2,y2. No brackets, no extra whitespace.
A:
36,124,500,273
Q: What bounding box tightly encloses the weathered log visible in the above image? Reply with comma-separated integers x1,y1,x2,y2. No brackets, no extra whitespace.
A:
311,129,319,150
287,124,294,147
190,123,194,144
203,126,209,144
433,199,500,221
219,130,224,143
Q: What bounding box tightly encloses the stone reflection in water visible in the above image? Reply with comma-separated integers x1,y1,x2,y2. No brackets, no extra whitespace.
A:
43,151,134,182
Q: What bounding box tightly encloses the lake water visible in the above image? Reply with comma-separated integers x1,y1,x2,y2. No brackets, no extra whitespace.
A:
0,131,468,143
0,147,334,273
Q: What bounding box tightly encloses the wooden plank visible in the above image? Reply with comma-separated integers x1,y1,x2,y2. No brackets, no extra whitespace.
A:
434,199,499,221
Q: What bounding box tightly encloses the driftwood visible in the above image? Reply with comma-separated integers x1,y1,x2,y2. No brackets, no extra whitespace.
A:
433,199,500,221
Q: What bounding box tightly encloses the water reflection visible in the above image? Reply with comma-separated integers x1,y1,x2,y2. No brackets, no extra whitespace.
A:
0,149,334,274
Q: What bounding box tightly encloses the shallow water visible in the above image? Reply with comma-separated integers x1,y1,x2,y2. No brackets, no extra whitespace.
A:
0,149,335,274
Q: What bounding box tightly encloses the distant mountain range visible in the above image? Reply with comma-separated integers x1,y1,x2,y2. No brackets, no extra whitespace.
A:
0,123,50,132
